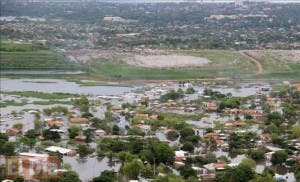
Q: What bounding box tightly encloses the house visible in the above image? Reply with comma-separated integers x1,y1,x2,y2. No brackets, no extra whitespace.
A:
175,150,188,158
173,161,185,169
103,16,125,22
149,114,158,120
111,105,122,111
7,128,21,136
243,109,264,122
74,135,87,141
225,121,245,127
94,129,106,137
200,165,216,182
134,114,149,120
46,120,62,127
184,107,197,112
204,163,227,171
266,97,281,109
203,102,217,111
135,124,151,133
294,83,300,91
165,101,177,109
230,108,240,115
203,132,220,140
69,117,88,124
19,152,49,158
45,146,76,157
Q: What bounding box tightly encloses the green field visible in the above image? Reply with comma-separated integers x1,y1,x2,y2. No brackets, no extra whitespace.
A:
88,50,255,80
253,51,300,81
0,91,78,99
1,44,299,81
0,43,82,70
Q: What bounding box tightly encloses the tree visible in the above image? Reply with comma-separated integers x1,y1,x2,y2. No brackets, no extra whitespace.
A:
112,125,120,135
181,142,194,152
20,136,36,148
34,119,43,132
141,163,153,178
1,142,15,155
291,125,300,138
250,174,275,182
83,129,93,143
266,112,283,126
77,144,90,158
206,152,217,164
216,164,255,182
179,166,197,179
141,142,174,175
180,128,195,140
240,158,256,169
60,171,81,182
68,125,80,139
92,170,117,182
271,150,288,166
121,159,144,180
248,147,266,161
186,87,196,94
166,130,179,141
13,123,23,130
42,129,61,142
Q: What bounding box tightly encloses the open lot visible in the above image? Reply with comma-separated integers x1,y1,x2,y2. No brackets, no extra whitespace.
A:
130,54,211,68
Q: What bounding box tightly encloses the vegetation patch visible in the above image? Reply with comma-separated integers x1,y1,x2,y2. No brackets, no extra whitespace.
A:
0,43,83,70
1,91,78,99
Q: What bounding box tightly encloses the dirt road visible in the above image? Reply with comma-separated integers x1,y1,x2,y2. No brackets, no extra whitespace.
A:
240,51,263,74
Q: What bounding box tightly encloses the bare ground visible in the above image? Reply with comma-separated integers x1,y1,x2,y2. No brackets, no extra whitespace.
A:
130,54,211,68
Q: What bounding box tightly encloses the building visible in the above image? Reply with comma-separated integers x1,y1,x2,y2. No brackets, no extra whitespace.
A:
45,146,76,157
69,117,88,124
235,0,243,7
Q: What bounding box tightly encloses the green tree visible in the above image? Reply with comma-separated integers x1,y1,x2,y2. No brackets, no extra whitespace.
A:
181,142,194,152
112,125,120,135
121,159,144,180
240,158,256,169
179,166,197,179
60,171,81,182
216,164,255,182
92,170,117,182
68,125,80,139
186,87,196,94
271,150,288,166
1,142,15,155
42,129,61,142
77,144,90,158
250,174,275,182
20,136,36,148
291,125,300,138
248,147,266,161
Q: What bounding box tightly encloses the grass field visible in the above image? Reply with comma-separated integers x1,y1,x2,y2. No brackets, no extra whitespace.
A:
1,44,299,81
88,50,256,80
0,43,82,70
253,51,300,81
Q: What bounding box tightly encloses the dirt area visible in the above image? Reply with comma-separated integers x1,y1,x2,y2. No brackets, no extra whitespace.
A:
65,49,211,68
130,54,211,68
266,50,300,63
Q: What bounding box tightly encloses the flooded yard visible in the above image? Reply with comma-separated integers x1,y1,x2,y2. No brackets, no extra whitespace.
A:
0,78,133,95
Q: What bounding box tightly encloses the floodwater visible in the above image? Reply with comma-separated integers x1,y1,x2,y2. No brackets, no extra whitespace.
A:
0,78,133,95
63,156,121,182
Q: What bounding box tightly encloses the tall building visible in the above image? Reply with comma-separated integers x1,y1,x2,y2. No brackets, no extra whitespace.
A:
235,0,244,7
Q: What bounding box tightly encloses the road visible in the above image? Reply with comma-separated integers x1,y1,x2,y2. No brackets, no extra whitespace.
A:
240,51,264,74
